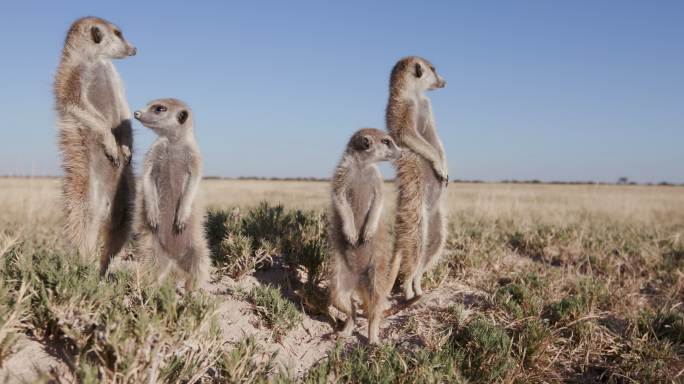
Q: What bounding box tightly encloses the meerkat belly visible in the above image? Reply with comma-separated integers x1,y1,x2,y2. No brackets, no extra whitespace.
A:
418,156,444,208
417,117,446,207
344,178,380,271
156,157,192,256
87,65,120,127
348,182,374,235
85,130,120,216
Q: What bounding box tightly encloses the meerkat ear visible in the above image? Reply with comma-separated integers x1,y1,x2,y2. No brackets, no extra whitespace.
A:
414,62,423,78
177,110,189,125
91,26,103,44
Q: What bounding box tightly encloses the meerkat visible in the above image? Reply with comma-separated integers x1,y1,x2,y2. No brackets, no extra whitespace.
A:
133,99,209,291
54,17,137,276
386,56,448,300
329,128,402,344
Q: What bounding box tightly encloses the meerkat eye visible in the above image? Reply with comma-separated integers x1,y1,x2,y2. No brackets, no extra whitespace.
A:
113,30,123,39
381,138,391,146
153,105,167,114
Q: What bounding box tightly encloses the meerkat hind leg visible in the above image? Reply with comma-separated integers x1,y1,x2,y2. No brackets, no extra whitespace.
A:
397,226,423,300
366,291,385,345
100,177,133,277
403,220,426,300
332,282,357,337
416,208,446,292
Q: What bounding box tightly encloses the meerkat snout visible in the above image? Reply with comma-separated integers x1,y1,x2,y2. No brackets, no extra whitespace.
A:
133,111,141,119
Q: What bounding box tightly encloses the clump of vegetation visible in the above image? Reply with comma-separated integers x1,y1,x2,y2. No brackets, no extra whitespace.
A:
208,202,330,313
279,209,330,313
248,284,301,341
303,342,468,384
206,206,276,280
637,307,684,344
451,316,512,382
544,278,608,325
216,233,272,279
215,337,278,382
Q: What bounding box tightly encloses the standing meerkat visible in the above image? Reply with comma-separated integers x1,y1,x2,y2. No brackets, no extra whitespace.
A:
329,128,402,344
133,99,209,291
54,17,137,276
386,56,448,300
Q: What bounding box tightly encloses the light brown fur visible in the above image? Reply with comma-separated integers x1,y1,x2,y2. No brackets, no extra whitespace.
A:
55,17,137,275
386,56,448,300
133,99,209,291
329,128,401,344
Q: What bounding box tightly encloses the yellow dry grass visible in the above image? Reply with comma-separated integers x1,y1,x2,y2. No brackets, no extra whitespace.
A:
2,177,682,228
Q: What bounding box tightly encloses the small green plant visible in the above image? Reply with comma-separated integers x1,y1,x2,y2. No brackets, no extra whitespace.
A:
637,307,684,344
303,342,468,384
495,283,533,318
216,233,272,280
242,202,288,248
216,337,279,382
207,207,275,280
451,316,512,382
544,278,607,324
511,319,552,367
279,209,330,312
248,284,301,341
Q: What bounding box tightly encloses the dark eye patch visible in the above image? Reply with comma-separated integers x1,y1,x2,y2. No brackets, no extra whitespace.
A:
114,30,123,40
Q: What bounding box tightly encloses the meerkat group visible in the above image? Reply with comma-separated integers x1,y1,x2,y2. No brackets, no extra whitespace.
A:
55,17,448,343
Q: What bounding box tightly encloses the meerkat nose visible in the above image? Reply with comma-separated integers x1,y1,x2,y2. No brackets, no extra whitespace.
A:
134,111,141,119
129,47,137,56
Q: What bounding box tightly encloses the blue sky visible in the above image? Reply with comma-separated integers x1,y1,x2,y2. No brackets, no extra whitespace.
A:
1,1,682,182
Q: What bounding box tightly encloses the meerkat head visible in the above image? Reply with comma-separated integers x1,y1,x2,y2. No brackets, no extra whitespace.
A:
390,56,446,95
134,99,192,140
64,17,136,60
347,128,402,164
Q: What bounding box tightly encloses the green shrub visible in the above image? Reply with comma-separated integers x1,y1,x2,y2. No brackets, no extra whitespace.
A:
637,308,684,344
451,316,512,382
303,342,468,384
545,278,607,324
206,207,275,280
249,284,301,341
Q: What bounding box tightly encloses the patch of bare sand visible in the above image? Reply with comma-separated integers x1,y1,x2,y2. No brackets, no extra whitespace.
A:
0,336,73,384
208,268,486,377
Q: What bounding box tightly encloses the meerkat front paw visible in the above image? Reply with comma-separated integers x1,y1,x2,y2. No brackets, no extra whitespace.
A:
120,145,132,165
174,215,187,233
102,135,120,167
432,162,448,187
147,211,159,231
342,222,358,246
344,229,358,247
360,226,376,245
